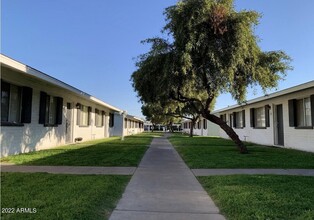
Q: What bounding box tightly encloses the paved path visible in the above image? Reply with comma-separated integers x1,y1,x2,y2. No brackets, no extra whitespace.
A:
0,164,135,175
109,135,226,220
2,163,313,177
192,168,314,176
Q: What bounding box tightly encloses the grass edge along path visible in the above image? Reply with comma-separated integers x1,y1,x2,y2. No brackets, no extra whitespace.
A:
1,172,130,220
1,133,161,166
168,135,314,169
198,175,314,220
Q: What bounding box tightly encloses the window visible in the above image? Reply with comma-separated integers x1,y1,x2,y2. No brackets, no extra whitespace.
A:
233,110,245,128
95,109,104,127
203,119,207,129
255,107,265,127
250,106,270,128
80,106,89,126
229,114,233,127
46,96,57,125
1,82,21,123
1,81,33,125
39,92,63,126
76,104,91,126
124,118,128,128
109,113,114,127
289,97,313,128
297,98,311,127
197,121,201,129
220,114,227,123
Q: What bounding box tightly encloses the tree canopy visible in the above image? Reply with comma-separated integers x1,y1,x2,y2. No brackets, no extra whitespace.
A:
131,0,292,153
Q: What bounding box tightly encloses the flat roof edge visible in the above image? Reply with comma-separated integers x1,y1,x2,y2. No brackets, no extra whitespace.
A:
1,54,122,112
213,80,314,113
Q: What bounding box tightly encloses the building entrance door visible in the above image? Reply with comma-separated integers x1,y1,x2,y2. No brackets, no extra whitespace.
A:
275,104,284,146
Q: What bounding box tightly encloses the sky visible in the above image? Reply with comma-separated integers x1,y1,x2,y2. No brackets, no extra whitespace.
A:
1,0,314,118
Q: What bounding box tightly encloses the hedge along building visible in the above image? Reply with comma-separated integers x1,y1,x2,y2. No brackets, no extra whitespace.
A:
0,54,133,157
214,81,314,153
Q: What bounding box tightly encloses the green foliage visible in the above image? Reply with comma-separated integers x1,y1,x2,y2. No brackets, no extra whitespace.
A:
141,102,180,124
131,0,291,151
131,0,292,111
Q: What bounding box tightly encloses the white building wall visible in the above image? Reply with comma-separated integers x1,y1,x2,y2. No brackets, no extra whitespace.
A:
207,120,220,136
218,88,314,152
106,114,144,137
1,65,120,157
180,86,313,152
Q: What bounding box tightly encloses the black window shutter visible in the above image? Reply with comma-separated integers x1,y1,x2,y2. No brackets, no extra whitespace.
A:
109,113,114,127
77,106,81,125
21,87,33,123
229,114,232,127
242,110,245,127
88,107,92,125
250,108,255,127
233,112,236,128
311,95,314,126
39,92,47,124
112,113,114,127
288,99,296,127
265,105,270,127
56,97,63,125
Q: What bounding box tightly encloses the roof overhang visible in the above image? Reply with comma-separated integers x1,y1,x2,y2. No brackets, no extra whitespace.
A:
213,80,314,114
1,54,122,112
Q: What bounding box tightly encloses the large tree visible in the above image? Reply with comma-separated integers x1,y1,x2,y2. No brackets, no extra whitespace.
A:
141,103,179,131
131,0,291,153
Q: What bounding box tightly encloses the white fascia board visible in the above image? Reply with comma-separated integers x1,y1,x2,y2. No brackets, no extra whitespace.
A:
133,116,144,122
213,80,314,114
1,54,122,112
125,114,144,122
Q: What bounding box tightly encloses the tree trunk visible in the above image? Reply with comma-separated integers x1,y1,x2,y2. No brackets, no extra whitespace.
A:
189,119,196,137
203,112,248,154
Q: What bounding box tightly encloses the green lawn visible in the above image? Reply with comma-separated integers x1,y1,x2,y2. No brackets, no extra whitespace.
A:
1,133,157,166
199,175,314,220
169,135,314,168
1,172,130,220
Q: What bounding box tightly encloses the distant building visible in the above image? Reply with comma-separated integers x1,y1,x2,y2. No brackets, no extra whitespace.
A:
0,54,142,157
182,117,219,137
112,113,144,136
182,81,314,152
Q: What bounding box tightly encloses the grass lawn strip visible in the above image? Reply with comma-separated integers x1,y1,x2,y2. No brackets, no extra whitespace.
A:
1,133,159,166
1,172,130,220
169,135,314,169
199,175,314,220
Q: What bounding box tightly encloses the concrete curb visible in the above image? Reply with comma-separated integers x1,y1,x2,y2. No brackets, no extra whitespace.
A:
0,164,136,175
192,168,314,176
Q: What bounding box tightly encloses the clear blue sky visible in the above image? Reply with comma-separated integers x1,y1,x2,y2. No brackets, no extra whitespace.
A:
2,0,314,118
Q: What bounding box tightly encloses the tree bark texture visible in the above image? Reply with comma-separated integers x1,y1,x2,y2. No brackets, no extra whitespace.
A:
189,119,196,137
203,112,248,154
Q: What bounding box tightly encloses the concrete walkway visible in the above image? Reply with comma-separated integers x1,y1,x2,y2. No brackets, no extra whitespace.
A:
109,135,226,220
0,164,135,175
192,168,314,176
